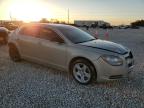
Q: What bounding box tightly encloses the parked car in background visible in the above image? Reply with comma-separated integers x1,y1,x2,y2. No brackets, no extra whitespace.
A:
0,27,9,44
8,23,134,84
131,26,139,29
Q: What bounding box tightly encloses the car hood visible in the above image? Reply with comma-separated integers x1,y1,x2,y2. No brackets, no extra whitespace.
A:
79,39,128,55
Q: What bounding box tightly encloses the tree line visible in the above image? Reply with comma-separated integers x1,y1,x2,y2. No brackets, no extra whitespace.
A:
131,20,144,27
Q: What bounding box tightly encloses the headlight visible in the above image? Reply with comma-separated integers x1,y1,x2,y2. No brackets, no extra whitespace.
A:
101,55,123,66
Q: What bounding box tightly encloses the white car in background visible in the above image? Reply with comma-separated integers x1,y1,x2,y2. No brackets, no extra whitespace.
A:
8,23,134,84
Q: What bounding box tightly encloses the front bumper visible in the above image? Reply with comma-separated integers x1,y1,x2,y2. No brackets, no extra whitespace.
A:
94,53,134,82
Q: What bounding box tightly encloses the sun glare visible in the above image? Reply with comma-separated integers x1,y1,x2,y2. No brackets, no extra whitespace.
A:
9,1,53,22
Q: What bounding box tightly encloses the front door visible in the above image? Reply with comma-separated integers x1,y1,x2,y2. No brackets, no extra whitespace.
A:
38,27,67,69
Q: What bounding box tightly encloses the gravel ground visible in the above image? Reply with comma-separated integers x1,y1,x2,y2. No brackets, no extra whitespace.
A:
0,28,144,108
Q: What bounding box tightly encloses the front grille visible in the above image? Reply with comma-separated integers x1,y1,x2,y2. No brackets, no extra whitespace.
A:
129,51,133,58
128,62,133,67
125,51,134,67
126,51,133,59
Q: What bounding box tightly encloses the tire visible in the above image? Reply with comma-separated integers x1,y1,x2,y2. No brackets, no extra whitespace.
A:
70,59,96,84
0,32,8,44
9,44,21,62
3,36,8,44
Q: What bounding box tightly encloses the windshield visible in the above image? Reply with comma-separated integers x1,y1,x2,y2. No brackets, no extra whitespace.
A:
57,26,96,44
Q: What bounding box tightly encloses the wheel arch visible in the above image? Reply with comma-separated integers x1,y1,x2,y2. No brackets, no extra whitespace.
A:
69,56,97,75
8,42,20,50
8,42,21,62
8,42,16,47
8,42,21,55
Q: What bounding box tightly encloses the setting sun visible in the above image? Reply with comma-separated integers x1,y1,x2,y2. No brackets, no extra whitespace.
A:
9,0,53,22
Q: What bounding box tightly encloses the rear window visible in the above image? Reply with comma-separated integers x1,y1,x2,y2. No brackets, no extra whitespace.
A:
39,27,64,43
19,26,40,37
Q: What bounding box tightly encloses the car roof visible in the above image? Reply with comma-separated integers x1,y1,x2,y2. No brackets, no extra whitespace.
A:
21,23,74,29
19,23,74,44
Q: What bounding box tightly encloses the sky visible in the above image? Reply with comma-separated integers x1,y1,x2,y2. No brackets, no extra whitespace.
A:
0,0,144,25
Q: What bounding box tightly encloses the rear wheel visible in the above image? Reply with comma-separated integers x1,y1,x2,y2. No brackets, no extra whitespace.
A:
3,36,8,44
0,32,8,44
0,36,7,44
70,59,96,84
9,44,21,62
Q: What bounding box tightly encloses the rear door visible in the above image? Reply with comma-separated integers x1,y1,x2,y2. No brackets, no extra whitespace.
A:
38,27,67,69
17,25,42,60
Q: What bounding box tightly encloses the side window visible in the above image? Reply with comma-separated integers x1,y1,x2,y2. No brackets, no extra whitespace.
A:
19,26,39,37
39,28,64,43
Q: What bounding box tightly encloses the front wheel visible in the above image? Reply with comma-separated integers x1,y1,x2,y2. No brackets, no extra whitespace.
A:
70,59,96,84
9,44,21,62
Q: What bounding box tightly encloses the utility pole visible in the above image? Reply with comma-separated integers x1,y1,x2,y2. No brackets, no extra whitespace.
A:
68,9,69,24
